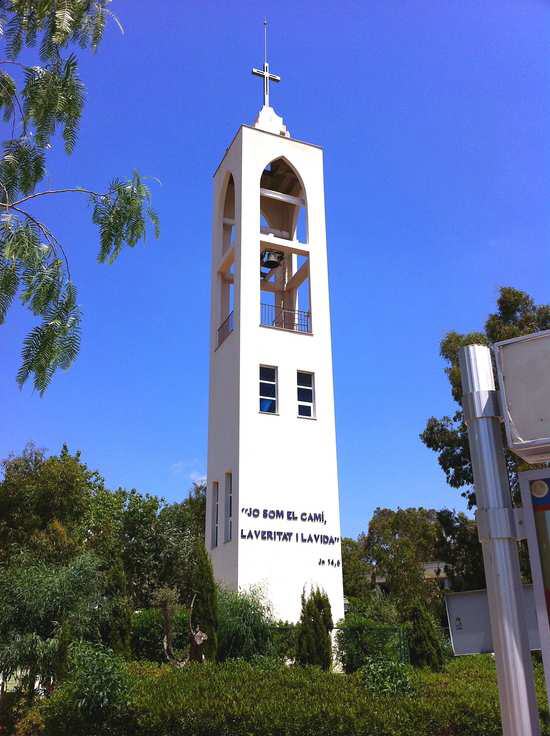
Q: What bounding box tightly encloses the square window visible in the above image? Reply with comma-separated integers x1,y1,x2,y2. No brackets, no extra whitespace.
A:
260,366,276,382
260,398,276,413
260,381,276,398
298,404,312,417
297,371,313,387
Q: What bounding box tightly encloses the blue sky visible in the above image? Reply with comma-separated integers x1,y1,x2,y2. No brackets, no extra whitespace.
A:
1,1,548,538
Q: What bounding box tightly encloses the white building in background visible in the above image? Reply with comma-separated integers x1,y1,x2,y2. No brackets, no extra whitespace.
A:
205,40,344,624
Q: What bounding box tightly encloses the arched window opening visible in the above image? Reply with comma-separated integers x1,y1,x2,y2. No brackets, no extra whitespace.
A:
259,159,311,334
259,158,307,242
222,175,236,255
217,174,236,348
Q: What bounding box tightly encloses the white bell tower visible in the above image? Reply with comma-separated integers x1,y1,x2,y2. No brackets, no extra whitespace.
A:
206,29,344,624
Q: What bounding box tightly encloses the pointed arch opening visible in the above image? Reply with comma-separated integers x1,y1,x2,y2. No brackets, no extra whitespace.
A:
259,158,311,334
259,158,307,242
217,173,236,347
222,174,236,255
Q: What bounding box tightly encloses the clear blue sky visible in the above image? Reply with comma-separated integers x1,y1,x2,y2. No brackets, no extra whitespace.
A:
1,1,548,538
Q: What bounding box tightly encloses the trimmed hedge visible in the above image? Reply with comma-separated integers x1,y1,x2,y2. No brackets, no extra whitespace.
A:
34,654,550,736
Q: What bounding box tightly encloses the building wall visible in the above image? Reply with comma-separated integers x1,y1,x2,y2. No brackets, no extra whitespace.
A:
207,125,344,624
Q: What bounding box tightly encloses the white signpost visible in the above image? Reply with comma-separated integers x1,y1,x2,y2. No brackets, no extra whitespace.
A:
458,344,541,736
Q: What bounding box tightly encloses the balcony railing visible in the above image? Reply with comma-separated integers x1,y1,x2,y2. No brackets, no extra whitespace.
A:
217,310,234,347
261,303,312,334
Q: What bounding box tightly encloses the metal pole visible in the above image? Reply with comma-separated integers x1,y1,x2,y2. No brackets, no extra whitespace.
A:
459,344,540,736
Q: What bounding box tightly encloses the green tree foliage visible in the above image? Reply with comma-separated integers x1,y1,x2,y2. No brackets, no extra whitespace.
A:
0,553,103,692
345,589,400,624
185,539,218,660
435,509,485,591
421,287,550,507
0,0,159,393
44,642,131,736
364,507,440,612
337,615,407,673
340,536,372,601
405,603,444,672
0,442,101,564
0,444,217,683
296,587,333,671
216,586,273,662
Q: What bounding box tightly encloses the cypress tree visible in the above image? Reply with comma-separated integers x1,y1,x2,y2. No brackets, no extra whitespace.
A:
187,538,218,660
296,587,333,670
406,603,444,671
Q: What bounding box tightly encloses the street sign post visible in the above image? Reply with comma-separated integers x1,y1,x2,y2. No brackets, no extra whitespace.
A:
459,344,540,736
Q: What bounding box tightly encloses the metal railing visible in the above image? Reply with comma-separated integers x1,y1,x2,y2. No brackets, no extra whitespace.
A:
260,303,312,334
217,310,234,347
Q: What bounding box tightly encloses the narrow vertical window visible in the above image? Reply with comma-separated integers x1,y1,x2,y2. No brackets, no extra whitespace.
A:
211,481,219,548
259,366,278,414
224,472,233,542
297,371,315,417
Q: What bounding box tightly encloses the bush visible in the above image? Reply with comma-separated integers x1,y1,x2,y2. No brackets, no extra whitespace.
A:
296,588,333,670
23,655,550,736
217,586,273,661
405,603,444,671
356,657,413,696
41,643,131,735
131,608,189,662
346,590,400,624
336,614,407,673
271,622,297,661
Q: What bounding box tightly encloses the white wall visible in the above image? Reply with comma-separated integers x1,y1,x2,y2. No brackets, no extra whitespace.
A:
206,124,345,624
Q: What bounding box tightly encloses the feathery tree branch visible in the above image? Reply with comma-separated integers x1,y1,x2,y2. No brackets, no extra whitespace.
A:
0,1,159,393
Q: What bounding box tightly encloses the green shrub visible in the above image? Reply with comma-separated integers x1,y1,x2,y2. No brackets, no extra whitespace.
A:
186,539,218,660
271,622,297,661
296,587,333,670
24,655,550,736
346,590,400,624
42,643,131,735
124,655,544,736
217,586,273,662
356,656,413,696
336,613,407,673
405,603,444,671
130,608,190,662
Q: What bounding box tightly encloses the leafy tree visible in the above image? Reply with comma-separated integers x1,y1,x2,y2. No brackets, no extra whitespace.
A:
0,442,102,564
340,536,372,601
0,553,104,693
0,0,159,393
435,509,485,591
217,586,273,662
364,507,440,612
421,287,550,507
43,642,131,734
296,587,333,671
345,588,400,624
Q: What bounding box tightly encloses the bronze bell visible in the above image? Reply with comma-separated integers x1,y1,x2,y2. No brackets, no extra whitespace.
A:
261,250,283,270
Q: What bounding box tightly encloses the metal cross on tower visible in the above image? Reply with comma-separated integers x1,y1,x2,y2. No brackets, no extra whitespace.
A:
252,19,281,108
